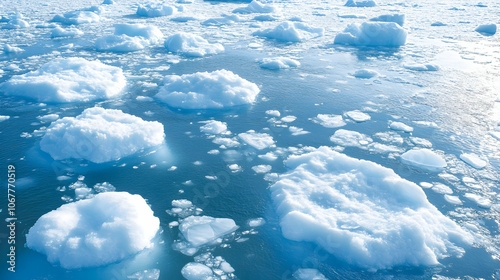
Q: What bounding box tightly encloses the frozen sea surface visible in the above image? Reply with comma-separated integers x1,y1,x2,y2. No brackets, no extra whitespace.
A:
0,0,499,279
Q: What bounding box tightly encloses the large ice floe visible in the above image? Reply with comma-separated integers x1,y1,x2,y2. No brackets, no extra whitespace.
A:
96,23,163,52
1,57,126,103
136,2,177,17
26,192,160,269
164,33,224,57
270,146,472,270
334,22,407,47
155,70,259,109
40,107,165,163
253,21,324,43
232,0,277,14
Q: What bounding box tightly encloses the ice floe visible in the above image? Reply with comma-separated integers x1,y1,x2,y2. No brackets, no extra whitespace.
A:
475,24,496,36
164,32,224,57
40,107,165,163
270,146,472,270
156,70,259,109
460,153,487,169
233,1,277,14
369,14,405,26
51,26,83,38
199,120,228,135
400,149,447,172
334,22,407,47
136,2,177,17
311,114,346,128
26,192,160,269
238,130,274,150
1,57,126,103
258,57,300,70
96,23,163,52
51,9,100,25
253,21,324,43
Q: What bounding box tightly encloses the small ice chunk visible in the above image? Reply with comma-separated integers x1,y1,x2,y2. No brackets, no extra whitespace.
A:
390,121,413,132
335,22,406,47
51,26,83,38
475,24,497,35
239,130,274,150
330,129,373,148
431,183,453,195
404,63,439,71
252,165,272,173
172,199,193,208
93,182,115,193
164,33,224,57
266,110,281,117
156,70,259,109
258,152,278,161
199,120,228,135
289,126,310,136
253,21,324,43
248,217,266,227
127,269,160,280
136,3,177,17
464,193,491,208
410,137,432,147
444,195,462,205
0,115,11,122
37,114,59,122
51,10,100,25
345,110,371,122
96,23,163,52
281,115,297,123
259,57,300,70
311,114,346,128
179,216,238,247
293,268,327,280
352,69,379,79
400,149,447,172
181,263,214,280
460,153,487,169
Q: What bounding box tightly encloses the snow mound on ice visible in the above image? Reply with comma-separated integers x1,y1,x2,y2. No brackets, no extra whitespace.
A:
178,215,238,247
259,57,300,70
51,26,83,38
253,21,324,43
334,22,407,47
270,146,472,270
40,107,165,163
51,10,100,25
96,23,163,52
2,15,29,29
370,14,405,26
26,192,160,269
136,2,177,17
164,33,224,57
400,149,447,172
156,70,259,109
233,1,277,14
239,130,275,150
345,0,377,7
1,57,126,103
475,24,496,35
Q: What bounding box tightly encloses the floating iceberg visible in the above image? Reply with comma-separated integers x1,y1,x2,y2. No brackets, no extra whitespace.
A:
253,21,324,43
233,0,277,14
26,192,160,269
164,33,224,57
96,23,163,52
334,22,407,47
258,57,300,70
156,70,259,109
136,2,177,17
400,149,447,172
40,107,165,163
1,57,126,103
370,14,405,26
270,146,472,270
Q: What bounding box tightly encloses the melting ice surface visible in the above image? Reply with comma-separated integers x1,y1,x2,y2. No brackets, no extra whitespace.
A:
0,0,499,279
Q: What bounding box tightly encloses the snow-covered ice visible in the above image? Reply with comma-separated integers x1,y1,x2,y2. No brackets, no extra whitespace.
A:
370,14,405,26
330,129,373,148
238,130,274,150
293,269,327,280
181,262,214,280
233,1,277,14
390,121,413,132
1,57,126,103
199,120,228,135
311,114,346,128
345,110,371,122
270,147,472,270
460,153,488,169
156,70,259,109
400,149,447,172
334,22,407,47
26,192,160,269
258,57,300,70
136,3,177,17
164,33,224,57
51,26,83,38
96,23,163,52
345,0,377,7
40,107,165,163
253,22,324,43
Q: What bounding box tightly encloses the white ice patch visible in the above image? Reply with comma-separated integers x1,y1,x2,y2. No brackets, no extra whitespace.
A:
4,44,24,54
390,121,413,132
0,115,11,122
238,130,275,150
400,149,447,172
1,57,126,103
289,126,310,136
136,3,177,17
96,23,163,52
2,14,29,29
258,57,300,70
334,22,407,47
311,114,346,128
460,153,487,169
40,107,165,163
266,110,281,117
464,193,491,208
164,33,224,57
352,69,379,79
270,146,472,270
51,9,100,25
345,0,377,7
248,217,266,227
330,129,373,148
199,120,228,135
370,14,405,26
404,63,439,71
202,14,240,26
156,70,259,109
253,21,324,43
181,262,214,280
26,192,160,269
51,26,83,38
293,268,327,280
345,110,371,122
252,164,272,173
233,1,277,14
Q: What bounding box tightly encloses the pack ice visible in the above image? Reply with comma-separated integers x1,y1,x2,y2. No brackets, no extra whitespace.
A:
156,70,259,109
1,57,126,103
270,146,472,270
26,192,160,269
40,107,165,163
